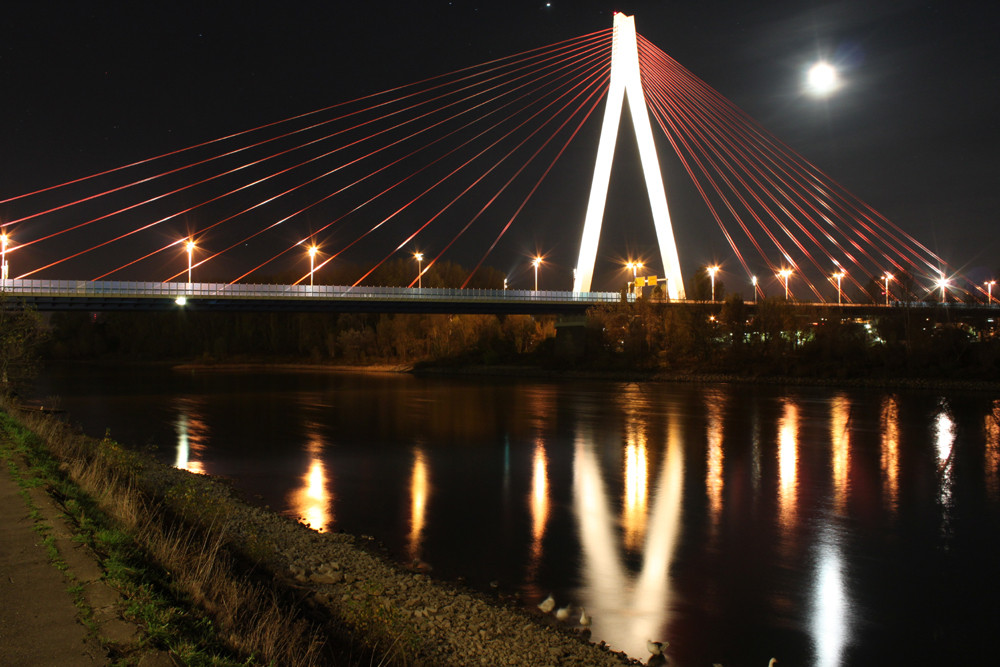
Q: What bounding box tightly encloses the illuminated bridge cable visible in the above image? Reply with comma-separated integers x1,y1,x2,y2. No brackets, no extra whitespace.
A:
641,36,944,280
25,33,608,280
637,34,944,301
462,75,607,289
207,41,610,284
348,46,612,288
104,37,609,281
0,28,608,214
417,62,610,287
236,39,610,285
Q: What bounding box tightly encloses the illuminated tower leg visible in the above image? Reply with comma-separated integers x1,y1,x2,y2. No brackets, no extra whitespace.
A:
572,13,685,299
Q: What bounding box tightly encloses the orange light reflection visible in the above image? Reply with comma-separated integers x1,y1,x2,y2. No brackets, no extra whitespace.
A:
623,424,648,551
289,435,332,532
408,447,430,562
705,392,724,528
880,396,900,513
986,401,1000,502
174,398,208,475
530,438,550,562
777,400,799,530
830,395,851,514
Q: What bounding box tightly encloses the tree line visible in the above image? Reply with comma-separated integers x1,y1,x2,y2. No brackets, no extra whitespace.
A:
582,294,1000,380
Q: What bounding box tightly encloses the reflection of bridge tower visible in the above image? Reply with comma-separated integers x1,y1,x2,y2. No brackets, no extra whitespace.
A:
573,13,686,299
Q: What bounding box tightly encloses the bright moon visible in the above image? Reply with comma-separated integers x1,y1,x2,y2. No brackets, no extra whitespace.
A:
807,62,839,96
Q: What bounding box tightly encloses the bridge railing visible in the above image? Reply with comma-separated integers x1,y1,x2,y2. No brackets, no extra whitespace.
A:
0,278,629,304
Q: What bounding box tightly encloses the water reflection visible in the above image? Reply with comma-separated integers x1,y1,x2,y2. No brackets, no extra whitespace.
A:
705,391,725,531
811,526,851,667
986,401,1000,502
174,397,209,474
408,446,430,562
289,428,333,532
529,438,549,568
935,400,955,501
830,395,851,514
778,399,800,530
623,423,648,551
880,396,901,513
573,417,683,660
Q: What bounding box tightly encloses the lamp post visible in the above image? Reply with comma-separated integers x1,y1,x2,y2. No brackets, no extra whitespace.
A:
308,245,318,287
936,274,949,303
752,275,758,304
532,256,542,292
707,265,719,301
626,261,642,294
833,271,845,306
883,273,892,306
779,269,792,300
186,239,196,284
414,252,424,288
986,280,995,304
1,232,8,281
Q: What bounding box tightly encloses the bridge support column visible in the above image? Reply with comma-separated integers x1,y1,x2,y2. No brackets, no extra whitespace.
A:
572,13,685,300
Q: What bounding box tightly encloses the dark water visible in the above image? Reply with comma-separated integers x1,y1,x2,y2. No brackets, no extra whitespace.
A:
32,364,1000,666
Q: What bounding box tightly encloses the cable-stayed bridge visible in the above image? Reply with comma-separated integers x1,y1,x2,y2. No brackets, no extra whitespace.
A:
0,13,989,312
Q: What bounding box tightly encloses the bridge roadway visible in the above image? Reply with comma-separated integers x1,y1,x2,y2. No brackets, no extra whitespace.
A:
0,278,625,315
2,279,996,316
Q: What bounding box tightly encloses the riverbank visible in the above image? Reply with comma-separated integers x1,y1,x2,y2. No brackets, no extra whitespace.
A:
165,358,1000,393
0,398,637,666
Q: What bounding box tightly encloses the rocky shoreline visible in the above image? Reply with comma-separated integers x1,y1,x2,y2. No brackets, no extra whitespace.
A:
148,461,638,666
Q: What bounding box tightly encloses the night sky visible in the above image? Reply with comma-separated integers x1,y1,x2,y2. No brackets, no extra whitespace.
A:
1,1,997,289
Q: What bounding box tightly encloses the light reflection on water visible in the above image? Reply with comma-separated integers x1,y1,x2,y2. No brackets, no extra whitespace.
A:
408,446,430,563
34,366,1000,667
880,395,900,513
572,417,683,660
173,397,208,475
289,427,333,532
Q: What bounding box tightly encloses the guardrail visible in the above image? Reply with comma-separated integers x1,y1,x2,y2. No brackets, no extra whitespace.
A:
0,278,631,306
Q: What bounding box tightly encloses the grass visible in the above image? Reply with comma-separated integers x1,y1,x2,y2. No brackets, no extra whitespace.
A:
0,399,330,666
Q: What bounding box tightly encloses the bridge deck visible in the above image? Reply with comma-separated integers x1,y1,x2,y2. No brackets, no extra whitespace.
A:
2,279,995,315
0,279,628,314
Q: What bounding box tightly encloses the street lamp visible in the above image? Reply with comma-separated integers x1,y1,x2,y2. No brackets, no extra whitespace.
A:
751,275,758,303
882,273,893,306
833,271,845,306
936,274,949,303
707,265,719,301
1,232,8,281
625,260,642,294
986,280,995,304
778,269,792,300
185,239,196,284
414,252,424,288
308,245,318,287
532,256,542,292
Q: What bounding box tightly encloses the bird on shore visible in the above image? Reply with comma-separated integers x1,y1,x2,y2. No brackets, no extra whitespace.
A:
578,607,591,627
555,604,572,621
537,594,555,613
647,640,668,656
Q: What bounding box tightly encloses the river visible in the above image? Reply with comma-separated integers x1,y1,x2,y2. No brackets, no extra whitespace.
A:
31,364,1000,666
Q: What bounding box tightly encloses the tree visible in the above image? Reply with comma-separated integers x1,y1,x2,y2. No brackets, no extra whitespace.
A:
0,293,46,394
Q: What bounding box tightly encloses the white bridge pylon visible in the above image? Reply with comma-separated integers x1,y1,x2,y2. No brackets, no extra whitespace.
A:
572,13,686,299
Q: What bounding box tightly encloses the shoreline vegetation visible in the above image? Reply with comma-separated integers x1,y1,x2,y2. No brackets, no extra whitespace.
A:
0,397,636,666
40,295,1000,389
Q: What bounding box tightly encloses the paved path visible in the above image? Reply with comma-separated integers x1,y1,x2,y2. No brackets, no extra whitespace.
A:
0,459,106,665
